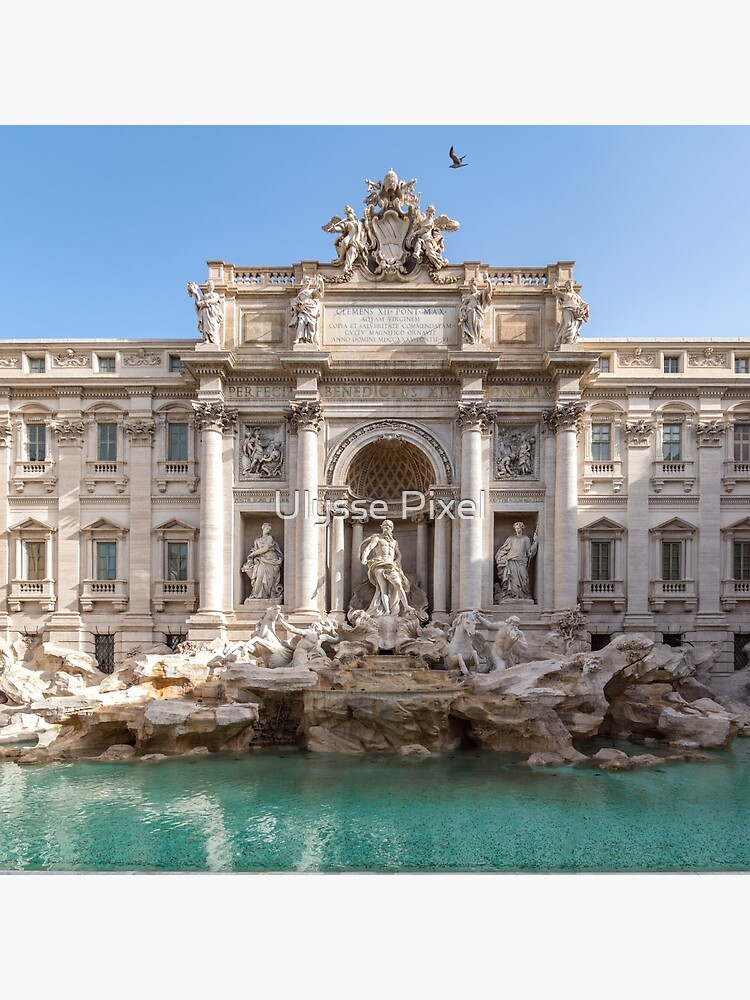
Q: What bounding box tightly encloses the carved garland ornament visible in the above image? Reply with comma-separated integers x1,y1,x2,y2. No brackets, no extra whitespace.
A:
53,349,90,368
688,347,727,368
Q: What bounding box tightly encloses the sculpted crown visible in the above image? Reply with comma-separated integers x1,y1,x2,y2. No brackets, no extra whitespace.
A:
322,169,459,283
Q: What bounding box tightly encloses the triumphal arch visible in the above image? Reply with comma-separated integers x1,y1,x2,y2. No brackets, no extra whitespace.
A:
3,168,750,674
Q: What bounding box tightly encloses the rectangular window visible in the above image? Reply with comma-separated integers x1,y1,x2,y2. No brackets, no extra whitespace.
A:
94,634,115,675
591,423,612,462
97,423,117,462
97,356,116,373
734,541,750,581
662,423,682,461
166,542,188,581
26,423,46,461
95,541,117,580
167,423,189,462
24,541,46,580
596,356,610,373
662,540,683,581
734,424,750,463
590,540,612,581
28,357,46,374
735,358,749,374
664,356,680,374
169,355,184,373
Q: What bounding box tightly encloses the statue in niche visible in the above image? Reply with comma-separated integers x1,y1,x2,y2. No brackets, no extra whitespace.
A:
241,426,284,478
359,518,412,617
187,279,223,345
495,521,538,601
289,275,325,346
495,428,536,478
552,279,590,347
458,273,493,344
321,205,367,273
242,523,283,601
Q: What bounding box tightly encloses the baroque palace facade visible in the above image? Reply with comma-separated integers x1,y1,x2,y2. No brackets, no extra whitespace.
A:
2,170,749,674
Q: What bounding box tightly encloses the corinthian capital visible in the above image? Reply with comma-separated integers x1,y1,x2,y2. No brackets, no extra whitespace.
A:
192,400,237,433
286,400,322,432
457,401,490,431
542,401,587,433
123,418,155,446
50,417,85,446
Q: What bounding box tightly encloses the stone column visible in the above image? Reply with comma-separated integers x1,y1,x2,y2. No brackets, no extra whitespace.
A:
623,409,655,630
188,400,234,640
695,413,726,662
415,515,430,598
288,400,322,620
122,404,155,648
432,511,450,620
351,519,365,593
47,408,85,648
330,508,346,620
458,402,489,611
543,401,586,611
0,408,12,635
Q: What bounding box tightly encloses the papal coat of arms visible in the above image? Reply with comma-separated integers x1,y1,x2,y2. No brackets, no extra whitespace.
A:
322,169,459,282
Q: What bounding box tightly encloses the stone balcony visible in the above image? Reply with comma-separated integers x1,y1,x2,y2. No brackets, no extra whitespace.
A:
649,579,697,611
722,461,750,493
720,578,750,611
579,579,626,612
84,461,128,494
80,579,128,612
12,460,57,494
152,579,198,613
8,579,56,613
650,460,696,494
582,459,624,494
155,460,199,494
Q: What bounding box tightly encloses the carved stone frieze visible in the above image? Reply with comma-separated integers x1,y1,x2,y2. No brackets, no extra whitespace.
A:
0,356,20,368
619,347,655,367
50,417,85,446
696,419,726,446
240,425,284,478
495,425,537,478
624,419,655,447
124,348,162,367
688,347,727,368
457,401,490,432
123,418,156,445
53,349,90,368
542,401,587,433
191,401,237,433
286,400,322,432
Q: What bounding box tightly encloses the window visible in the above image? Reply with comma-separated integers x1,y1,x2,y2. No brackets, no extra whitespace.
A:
590,634,611,651
24,541,46,580
28,357,46,373
167,423,189,462
596,356,610,373
165,633,186,652
26,423,46,461
662,634,683,647
97,356,116,373
166,541,188,581
663,356,680,373
590,540,612,581
94,634,115,674
95,541,117,580
97,423,117,462
662,423,682,461
662,540,683,580
735,358,749,374
591,423,612,461
734,541,750,581
169,355,184,373
734,424,750,463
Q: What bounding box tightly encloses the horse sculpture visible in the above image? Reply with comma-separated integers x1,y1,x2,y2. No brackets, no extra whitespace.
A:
443,611,490,675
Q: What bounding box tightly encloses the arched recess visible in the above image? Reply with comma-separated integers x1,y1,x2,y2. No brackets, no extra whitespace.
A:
325,420,454,489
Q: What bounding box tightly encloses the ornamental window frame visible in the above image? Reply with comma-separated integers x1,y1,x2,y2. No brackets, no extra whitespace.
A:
649,517,697,610
80,517,129,612
152,518,199,612
8,517,57,612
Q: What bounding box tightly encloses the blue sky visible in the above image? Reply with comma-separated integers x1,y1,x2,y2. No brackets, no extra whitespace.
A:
1,125,748,343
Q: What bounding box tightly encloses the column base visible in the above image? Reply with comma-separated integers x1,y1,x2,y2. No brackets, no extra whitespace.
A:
186,610,227,645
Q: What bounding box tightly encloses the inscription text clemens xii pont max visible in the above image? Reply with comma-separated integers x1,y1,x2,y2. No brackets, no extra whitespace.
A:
325,306,456,346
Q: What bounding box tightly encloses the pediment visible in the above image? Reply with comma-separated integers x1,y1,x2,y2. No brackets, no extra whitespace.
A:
154,518,198,534
82,517,129,535
724,517,750,533
580,517,626,534
10,517,56,534
651,517,696,534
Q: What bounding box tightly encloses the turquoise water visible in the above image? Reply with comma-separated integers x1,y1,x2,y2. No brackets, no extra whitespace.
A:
1,742,749,872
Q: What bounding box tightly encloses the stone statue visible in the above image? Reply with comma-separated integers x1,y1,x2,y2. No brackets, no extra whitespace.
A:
393,609,447,668
187,279,223,345
487,615,528,671
322,205,367,273
240,427,284,478
443,611,491,675
289,275,325,347
405,204,457,271
495,522,538,601
458,273,493,344
242,523,283,600
552,279,590,347
331,609,380,667
359,518,412,617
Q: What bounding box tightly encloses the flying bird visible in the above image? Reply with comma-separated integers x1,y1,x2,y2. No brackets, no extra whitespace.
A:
449,146,467,168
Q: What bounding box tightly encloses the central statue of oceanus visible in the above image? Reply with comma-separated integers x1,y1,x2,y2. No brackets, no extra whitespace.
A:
322,169,459,282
